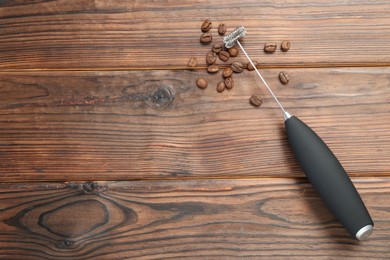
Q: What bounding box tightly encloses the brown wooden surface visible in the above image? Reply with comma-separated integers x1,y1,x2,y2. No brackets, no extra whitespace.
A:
1,0,390,70
0,68,389,181
1,0,390,259
1,178,390,259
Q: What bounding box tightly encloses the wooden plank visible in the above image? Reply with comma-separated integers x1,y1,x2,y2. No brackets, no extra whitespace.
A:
1,0,390,69
0,178,389,259
0,68,389,181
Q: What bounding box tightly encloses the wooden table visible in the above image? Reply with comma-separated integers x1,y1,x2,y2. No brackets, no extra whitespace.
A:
1,1,389,259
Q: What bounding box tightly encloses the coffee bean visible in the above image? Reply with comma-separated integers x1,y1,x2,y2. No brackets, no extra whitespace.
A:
228,46,239,57
207,64,219,73
201,19,212,32
217,81,226,92
279,71,289,84
281,40,291,52
222,67,233,78
196,78,208,89
231,61,244,73
212,43,223,54
224,77,234,89
219,50,230,62
188,57,198,67
200,33,212,44
218,23,227,35
249,94,262,107
264,42,277,53
247,61,258,71
206,51,217,65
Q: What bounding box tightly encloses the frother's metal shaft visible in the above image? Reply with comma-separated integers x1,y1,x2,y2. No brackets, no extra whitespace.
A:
236,40,291,120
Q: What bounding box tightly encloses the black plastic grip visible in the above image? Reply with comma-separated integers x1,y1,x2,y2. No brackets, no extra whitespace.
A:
285,116,373,239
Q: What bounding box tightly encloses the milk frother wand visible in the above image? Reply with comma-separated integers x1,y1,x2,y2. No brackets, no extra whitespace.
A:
223,26,373,240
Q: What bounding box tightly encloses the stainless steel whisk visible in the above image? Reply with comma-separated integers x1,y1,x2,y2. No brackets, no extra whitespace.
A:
223,26,373,240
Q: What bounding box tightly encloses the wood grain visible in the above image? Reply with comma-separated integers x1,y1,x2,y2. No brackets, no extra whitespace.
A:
1,178,389,259
1,1,389,258
1,0,390,69
0,68,389,181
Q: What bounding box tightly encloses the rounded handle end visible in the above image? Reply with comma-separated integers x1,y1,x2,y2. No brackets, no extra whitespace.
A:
356,224,373,240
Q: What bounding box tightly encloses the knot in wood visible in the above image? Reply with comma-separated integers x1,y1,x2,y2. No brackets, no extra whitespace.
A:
63,239,73,247
56,239,75,249
82,181,98,193
148,86,174,109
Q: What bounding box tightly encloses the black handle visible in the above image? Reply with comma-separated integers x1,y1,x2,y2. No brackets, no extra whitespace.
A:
285,116,373,240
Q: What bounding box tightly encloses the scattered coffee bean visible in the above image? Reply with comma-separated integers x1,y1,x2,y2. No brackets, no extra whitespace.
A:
249,94,263,107
217,81,226,92
224,77,234,89
279,71,289,84
212,43,223,54
206,51,217,65
207,64,219,73
219,50,230,62
228,46,239,57
231,61,244,73
196,78,208,89
281,40,291,52
222,67,233,78
188,57,198,67
200,33,212,44
247,61,258,71
201,19,212,32
264,42,277,53
218,23,227,35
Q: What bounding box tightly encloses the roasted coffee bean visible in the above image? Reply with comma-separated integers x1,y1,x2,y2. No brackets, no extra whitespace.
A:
200,33,212,44
206,51,217,65
264,42,277,53
212,43,223,54
218,23,227,35
196,78,208,89
281,40,291,51
217,81,226,92
222,67,233,78
231,61,244,73
219,50,230,62
228,46,239,57
279,71,289,84
188,57,198,67
247,61,258,71
207,64,219,73
201,19,212,32
249,94,262,107
224,77,234,89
